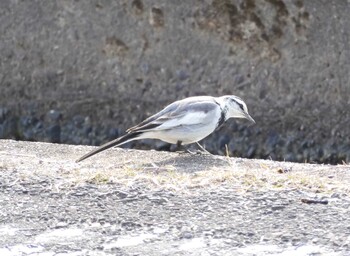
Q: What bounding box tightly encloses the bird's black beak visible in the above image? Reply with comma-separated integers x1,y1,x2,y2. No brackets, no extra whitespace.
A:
244,113,256,125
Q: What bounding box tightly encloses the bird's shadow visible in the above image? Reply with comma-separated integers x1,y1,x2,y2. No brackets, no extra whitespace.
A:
152,153,231,173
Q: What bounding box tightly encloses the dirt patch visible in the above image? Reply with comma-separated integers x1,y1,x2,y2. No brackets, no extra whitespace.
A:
0,140,349,255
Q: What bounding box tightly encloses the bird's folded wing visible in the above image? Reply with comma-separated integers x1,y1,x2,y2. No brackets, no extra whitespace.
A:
127,100,219,133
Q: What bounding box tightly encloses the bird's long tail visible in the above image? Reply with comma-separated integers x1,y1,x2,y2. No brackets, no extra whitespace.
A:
76,132,141,163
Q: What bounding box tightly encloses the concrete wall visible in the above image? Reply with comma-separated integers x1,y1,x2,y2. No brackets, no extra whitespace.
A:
1,0,349,163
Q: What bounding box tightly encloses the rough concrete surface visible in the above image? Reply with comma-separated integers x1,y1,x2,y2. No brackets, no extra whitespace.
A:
0,140,350,255
0,1,349,164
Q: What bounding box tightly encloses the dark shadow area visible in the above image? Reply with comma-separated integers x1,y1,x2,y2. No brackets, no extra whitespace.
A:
153,153,231,173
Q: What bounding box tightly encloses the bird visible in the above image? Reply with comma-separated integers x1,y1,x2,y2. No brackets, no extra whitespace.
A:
76,95,255,162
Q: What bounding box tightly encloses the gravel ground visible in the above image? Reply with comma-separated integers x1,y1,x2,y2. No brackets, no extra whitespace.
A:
0,140,350,255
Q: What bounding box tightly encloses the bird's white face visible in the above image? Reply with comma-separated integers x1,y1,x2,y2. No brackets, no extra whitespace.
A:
224,96,255,124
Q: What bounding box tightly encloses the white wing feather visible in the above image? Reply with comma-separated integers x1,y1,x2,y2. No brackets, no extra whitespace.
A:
154,112,209,130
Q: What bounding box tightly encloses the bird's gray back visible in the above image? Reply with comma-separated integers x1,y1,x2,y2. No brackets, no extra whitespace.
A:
127,96,219,133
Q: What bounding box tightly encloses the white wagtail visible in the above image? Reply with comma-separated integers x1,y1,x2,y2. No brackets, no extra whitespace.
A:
76,95,255,162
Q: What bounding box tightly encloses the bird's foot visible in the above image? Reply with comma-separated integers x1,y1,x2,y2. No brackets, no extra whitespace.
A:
195,142,211,155
185,148,200,155
174,142,211,155
184,147,211,155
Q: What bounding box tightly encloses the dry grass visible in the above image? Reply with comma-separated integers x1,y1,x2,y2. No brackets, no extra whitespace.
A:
1,140,349,195
62,158,349,195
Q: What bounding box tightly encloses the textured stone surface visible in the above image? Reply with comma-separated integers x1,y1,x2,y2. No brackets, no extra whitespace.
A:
0,1,349,163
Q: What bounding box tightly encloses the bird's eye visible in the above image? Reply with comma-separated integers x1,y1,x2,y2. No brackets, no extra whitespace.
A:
229,97,246,112
237,102,244,111
231,98,244,111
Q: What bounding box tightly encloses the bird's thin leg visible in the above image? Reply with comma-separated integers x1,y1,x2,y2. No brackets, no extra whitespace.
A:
175,140,188,153
195,142,211,155
176,140,210,155
175,140,183,151
175,140,196,155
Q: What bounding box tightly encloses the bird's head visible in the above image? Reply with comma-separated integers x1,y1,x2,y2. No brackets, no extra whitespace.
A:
219,95,256,124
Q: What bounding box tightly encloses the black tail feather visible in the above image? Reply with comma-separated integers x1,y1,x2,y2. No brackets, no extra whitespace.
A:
76,132,140,163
